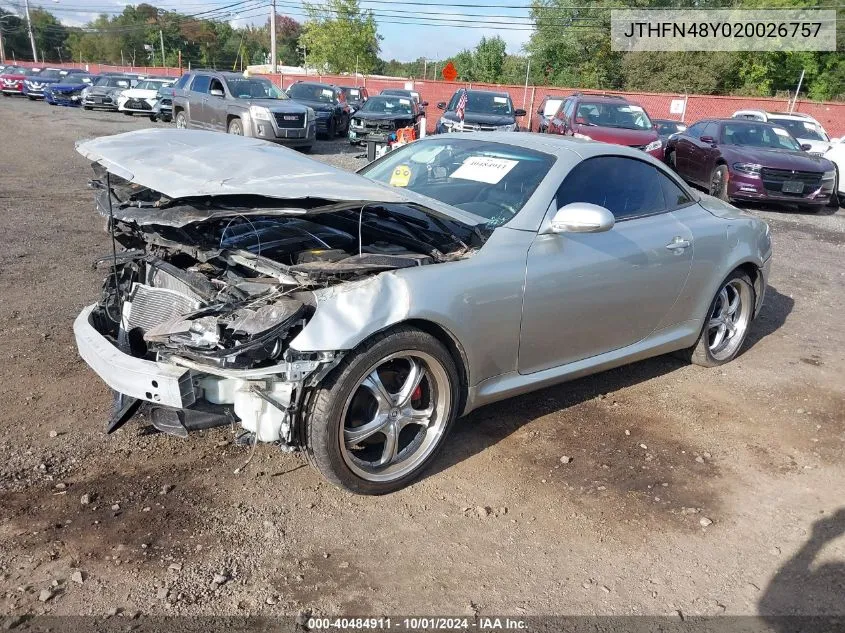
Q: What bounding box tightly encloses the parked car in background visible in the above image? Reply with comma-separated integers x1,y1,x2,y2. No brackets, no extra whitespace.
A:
348,94,424,145
286,81,351,138
822,142,845,203
118,77,175,117
665,118,837,209
74,129,771,494
45,72,97,106
547,92,664,159
536,95,564,133
172,70,315,150
22,68,66,99
0,66,30,96
435,89,526,133
732,110,832,155
653,118,687,144
151,84,174,122
83,75,135,111
339,85,368,112
380,88,425,106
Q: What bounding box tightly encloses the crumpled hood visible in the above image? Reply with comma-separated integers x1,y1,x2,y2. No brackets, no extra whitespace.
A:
355,112,414,122
50,81,88,92
89,85,124,96
75,129,485,227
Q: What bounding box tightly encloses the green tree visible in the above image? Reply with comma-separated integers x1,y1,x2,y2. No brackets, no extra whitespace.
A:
300,0,380,73
472,36,506,84
29,7,68,62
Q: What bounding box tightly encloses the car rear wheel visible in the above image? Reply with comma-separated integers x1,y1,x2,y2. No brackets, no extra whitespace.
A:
227,118,243,135
682,270,756,367
174,111,187,129
709,165,731,202
304,326,460,495
83,105,92,110
826,167,840,209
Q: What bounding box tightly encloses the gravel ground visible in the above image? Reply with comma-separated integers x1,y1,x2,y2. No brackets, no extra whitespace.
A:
1,97,843,620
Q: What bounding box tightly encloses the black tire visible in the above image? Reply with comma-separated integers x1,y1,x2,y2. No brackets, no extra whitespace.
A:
149,114,157,122
339,114,350,136
299,145,312,153
679,269,756,368
709,164,731,202
174,111,188,129
827,168,840,209
227,118,243,135
27,95,36,101
123,111,133,116
83,105,92,110
666,149,677,170
326,116,337,139
303,326,460,495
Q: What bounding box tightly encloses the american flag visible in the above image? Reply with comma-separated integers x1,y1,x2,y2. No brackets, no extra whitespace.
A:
456,89,468,122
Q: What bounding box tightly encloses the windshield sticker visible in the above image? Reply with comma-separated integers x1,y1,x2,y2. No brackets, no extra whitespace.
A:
493,96,508,104
803,122,817,130
772,127,790,137
321,89,334,98
451,156,518,184
389,165,412,187
399,98,411,105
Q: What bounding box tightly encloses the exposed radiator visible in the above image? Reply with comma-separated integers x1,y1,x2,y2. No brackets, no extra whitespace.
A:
124,283,200,332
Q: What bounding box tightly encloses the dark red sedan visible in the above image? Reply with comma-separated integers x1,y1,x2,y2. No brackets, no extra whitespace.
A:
665,118,837,209
0,66,30,96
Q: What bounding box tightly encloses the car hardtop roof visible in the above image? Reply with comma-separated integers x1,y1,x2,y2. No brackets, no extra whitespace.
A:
293,80,337,89
456,88,512,99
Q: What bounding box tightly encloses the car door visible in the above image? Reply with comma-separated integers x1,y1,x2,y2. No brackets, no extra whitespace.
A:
687,122,720,185
518,155,694,374
671,121,704,179
205,77,227,131
187,74,212,128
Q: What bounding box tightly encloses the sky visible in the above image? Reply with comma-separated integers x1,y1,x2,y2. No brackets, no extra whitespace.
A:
11,0,534,62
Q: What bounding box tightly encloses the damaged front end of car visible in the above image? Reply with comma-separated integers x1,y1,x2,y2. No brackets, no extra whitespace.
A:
73,130,488,447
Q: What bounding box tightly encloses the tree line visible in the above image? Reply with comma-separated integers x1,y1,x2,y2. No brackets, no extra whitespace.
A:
0,0,841,100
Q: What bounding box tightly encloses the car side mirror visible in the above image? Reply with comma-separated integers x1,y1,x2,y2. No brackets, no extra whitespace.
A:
800,143,812,151
514,108,527,117
437,102,446,110
545,202,615,235
700,135,716,144
210,88,224,97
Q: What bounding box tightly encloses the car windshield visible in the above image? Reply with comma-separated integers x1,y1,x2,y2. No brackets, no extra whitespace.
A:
360,138,555,227
23,68,42,76
543,99,563,116
576,101,653,130
96,77,130,88
342,88,360,99
36,69,62,80
3,66,24,74
288,83,335,102
227,78,287,99
63,74,91,83
768,117,828,142
453,92,513,115
135,79,170,90
656,120,686,135
722,123,802,151
359,96,414,115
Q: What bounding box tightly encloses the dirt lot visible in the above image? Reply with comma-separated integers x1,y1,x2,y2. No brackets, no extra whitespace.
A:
1,97,844,621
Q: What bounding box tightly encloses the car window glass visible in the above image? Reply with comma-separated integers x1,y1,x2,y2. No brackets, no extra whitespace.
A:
563,98,576,119
190,75,211,94
722,122,801,151
700,122,718,138
685,121,706,137
209,78,224,94
556,156,666,220
658,170,693,209
174,74,191,89
543,98,563,116
768,117,828,142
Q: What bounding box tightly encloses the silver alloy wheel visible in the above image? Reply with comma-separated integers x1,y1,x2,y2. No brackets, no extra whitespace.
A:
175,112,187,129
228,119,243,135
707,278,753,361
711,167,726,198
339,351,451,483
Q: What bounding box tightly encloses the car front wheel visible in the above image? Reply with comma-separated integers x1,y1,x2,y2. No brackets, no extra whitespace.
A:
710,164,731,202
227,118,243,135
683,270,756,367
174,111,187,128
304,326,460,495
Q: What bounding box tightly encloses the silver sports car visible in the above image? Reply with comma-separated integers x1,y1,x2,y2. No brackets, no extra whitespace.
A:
74,129,772,494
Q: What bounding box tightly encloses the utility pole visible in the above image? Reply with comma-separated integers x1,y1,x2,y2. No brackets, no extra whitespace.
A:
24,0,37,63
159,29,165,67
270,0,277,73
522,58,531,107
790,69,805,113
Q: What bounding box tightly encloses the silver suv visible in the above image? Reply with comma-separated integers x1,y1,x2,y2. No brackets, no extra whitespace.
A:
172,70,315,151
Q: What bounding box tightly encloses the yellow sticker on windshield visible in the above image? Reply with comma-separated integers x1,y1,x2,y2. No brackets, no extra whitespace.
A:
390,165,412,187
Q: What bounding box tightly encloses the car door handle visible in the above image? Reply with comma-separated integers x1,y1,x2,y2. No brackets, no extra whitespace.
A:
666,238,691,251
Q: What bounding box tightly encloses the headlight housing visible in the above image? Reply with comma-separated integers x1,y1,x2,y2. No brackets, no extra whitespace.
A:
352,118,362,127
249,105,272,121
644,139,663,152
496,123,516,132
822,170,836,181
733,163,763,177
573,132,592,140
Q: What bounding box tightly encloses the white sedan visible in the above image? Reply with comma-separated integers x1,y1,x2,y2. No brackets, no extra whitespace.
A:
117,78,175,116
824,138,845,200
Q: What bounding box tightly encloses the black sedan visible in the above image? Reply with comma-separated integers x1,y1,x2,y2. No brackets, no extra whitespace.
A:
348,95,424,145
286,81,351,138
